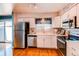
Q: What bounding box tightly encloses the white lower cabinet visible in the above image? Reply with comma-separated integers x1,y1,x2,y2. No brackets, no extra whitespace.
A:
37,35,57,48
37,35,44,48
51,35,57,48
67,41,79,56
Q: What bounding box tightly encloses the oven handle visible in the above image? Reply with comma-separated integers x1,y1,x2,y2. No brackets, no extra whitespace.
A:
57,39,65,44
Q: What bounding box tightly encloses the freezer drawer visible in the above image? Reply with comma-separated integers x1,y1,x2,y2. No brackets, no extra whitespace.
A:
15,22,25,31
14,31,25,48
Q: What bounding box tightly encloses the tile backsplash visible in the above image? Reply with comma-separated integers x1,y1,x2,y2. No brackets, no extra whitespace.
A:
30,28,36,34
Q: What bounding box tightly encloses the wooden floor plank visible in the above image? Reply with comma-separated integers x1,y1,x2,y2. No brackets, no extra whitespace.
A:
13,48,63,56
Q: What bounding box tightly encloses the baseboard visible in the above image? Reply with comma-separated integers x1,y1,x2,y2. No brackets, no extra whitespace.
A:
28,46,37,48
36,47,57,49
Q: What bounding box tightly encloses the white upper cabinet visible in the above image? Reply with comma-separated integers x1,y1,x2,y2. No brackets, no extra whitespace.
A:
61,5,77,28
61,11,69,28
69,6,77,19
76,4,79,28
61,5,77,23
68,6,77,28
18,17,35,28
29,18,35,28
62,11,69,21
24,18,33,27
53,16,62,28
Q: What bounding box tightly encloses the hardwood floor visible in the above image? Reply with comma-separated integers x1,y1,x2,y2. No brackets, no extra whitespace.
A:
13,48,63,56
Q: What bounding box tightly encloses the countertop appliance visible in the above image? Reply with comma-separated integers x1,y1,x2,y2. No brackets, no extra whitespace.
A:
56,28,66,35
27,35,37,48
14,22,29,48
62,16,77,29
57,36,67,56
55,28,67,55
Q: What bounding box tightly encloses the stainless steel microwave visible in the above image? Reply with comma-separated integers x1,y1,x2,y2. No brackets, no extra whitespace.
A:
62,16,77,29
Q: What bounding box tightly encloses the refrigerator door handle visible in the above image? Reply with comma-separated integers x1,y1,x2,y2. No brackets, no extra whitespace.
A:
0,42,12,43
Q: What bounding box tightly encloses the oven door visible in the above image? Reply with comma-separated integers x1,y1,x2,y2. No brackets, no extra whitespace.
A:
57,39,66,56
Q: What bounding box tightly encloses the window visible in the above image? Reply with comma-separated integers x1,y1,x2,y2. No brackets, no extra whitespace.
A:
35,18,42,24
44,18,52,24
35,18,52,31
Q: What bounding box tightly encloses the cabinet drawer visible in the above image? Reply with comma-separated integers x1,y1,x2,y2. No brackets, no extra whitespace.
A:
72,48,79,56
67,41,79,48
37,35,44,48
67,46,79,56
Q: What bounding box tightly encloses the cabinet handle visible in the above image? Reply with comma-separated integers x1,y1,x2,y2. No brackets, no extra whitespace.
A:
72,53,76,56
72,48,76,51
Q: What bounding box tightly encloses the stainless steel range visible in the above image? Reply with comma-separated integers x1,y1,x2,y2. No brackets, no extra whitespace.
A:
57,36,66,56
55,28,67,55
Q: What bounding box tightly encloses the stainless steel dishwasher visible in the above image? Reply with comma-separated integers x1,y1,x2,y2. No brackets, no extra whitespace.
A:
27,35,37,48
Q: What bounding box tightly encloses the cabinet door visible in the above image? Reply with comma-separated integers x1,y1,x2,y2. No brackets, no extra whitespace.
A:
51,35,57,48
62,11,69,21
37,35,44,48
67,47,73,56
67,41,79,56
77,4,79,28
75,49,79,56
61,11,69,28
44,36,51,48
69,6,76,18
67,41,73,56
30,18,35,28
37,35,57,48
44,35,57,48
69,6,77,28
53,16,61,28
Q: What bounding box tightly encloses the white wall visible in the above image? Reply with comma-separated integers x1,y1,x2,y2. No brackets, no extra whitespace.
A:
0,4,13,15
14,13,58,27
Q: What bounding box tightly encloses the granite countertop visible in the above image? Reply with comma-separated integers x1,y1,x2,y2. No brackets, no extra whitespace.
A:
66,35,79,41
28,33,68,36
66,40,79,41
28,33,56,35
56,35,68,36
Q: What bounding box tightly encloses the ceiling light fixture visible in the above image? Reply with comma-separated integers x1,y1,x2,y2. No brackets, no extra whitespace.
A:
33,3,37,8
29,3,37,8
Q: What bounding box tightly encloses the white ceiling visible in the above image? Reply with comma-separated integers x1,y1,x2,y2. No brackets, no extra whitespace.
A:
13,3,70,13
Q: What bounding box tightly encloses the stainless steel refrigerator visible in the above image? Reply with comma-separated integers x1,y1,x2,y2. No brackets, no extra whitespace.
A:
14,22,29,48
